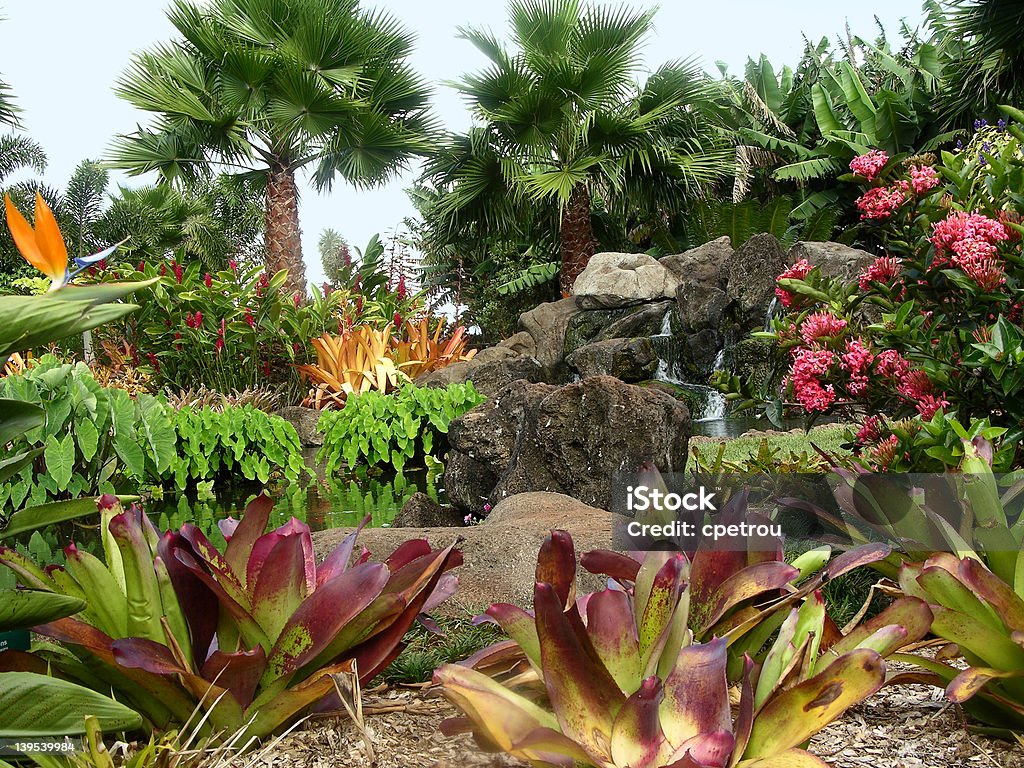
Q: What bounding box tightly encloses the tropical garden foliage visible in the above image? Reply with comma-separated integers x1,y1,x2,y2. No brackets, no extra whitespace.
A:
6,0,1024,762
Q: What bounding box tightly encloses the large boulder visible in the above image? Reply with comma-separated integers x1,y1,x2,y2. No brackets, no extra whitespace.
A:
661,234,786,381
311,492,614,611
566,337,658,382
414,352,546,398
660,235,733,285
788,241,875,284
519,297,582,378
571,252,680,309
445,376,691,512
564,301,674,356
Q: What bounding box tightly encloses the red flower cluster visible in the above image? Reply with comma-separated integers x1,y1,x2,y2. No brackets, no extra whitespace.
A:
849,150,889,181
840,338,873,395
799,311,847,344
185,311,203,329
856,186,906,221
858,256,902,290
930,211,1009,289
907,165,940,195
790,347,837,412
775,259,812,307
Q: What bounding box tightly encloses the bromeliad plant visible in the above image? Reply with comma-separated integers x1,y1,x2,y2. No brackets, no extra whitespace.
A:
391,316,477,380
299,320,477,410
436,531,919,767
0,495,461,741
895,553,1024,733
298,325,406,409
789,438,1024,580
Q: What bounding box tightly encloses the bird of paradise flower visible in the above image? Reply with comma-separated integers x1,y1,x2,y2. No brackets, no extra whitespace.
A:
5,192,126,291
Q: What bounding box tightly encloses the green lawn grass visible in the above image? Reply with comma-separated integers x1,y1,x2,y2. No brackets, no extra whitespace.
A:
691,424,851,467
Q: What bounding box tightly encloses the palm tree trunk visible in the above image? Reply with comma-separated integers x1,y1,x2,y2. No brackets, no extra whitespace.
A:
265,162,306,296
559,183,596,295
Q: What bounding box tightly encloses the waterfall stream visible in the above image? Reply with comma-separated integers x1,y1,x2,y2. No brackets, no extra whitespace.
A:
650,306,728,422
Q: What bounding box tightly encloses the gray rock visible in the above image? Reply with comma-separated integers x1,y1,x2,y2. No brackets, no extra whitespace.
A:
495,331,537,357
660,236,733,283
571,252,680,309
788,241,875,284
274,406,322,447
312,491,615,611
726,233,788,329
445,376,691,512
414,355,546,398
566,337,658,382
392,492,463,528
519,296,581,377
597,300,674,341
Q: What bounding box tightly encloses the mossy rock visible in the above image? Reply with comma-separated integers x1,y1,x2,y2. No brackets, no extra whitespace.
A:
726,337,783,395
564,307,636,356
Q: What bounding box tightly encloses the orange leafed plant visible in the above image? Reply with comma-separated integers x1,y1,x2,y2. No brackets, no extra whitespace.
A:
392,317,476,379
2,351,28,377
297,325,408,409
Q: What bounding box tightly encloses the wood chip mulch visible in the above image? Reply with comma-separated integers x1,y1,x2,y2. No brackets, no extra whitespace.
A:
243,681,1024,768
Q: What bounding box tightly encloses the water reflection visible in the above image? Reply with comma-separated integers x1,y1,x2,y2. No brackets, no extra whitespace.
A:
148,470,440,544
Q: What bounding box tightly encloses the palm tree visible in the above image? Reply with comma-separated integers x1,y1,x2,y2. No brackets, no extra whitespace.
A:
108,0,435,295
427,0,733,293
96,177,265,270
931,0,1024,122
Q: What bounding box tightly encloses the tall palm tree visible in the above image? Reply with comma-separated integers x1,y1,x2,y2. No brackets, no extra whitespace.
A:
108,0,435,294
427,0,733,293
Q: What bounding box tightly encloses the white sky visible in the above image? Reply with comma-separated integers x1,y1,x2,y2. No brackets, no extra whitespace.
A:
2,0,926,285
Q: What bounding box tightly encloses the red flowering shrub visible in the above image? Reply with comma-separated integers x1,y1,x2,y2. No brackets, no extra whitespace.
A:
730,110,1024,470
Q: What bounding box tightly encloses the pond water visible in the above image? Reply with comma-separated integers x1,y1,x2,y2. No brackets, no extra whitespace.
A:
692,415,809,439
8,470,442,568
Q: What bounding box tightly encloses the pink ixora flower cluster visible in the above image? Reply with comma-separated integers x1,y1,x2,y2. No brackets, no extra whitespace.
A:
840,338,873,395
850,150,889,181
789,347,837,412
907,164,940,195
858,255,902,290
799,311,847,344
774,259,812,308
856,186,906,221
930,211,1009,290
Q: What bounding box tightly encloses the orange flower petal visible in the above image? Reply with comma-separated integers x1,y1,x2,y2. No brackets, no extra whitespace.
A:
4,194,47,273
31,192,68,280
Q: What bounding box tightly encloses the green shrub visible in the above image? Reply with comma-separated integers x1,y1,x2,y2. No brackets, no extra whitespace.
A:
0,356,176,511
169,404,308,488
0,357,309,514
317,382,484,473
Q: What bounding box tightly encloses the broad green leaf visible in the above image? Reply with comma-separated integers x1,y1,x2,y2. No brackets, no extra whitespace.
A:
0,399,44,445
0,672,142,737
0,498,103,540
43,434,76,492
0,589,86,631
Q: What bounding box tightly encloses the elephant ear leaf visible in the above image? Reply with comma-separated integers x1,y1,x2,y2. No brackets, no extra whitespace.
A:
0,589,86,631
0,672,142,737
